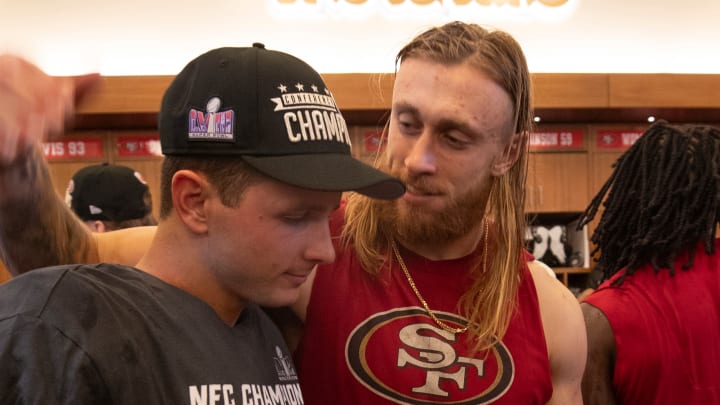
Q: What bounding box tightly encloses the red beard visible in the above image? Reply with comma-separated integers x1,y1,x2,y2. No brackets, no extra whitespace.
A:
377,173,489,246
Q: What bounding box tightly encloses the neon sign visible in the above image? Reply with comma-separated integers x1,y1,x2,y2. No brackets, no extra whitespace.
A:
269,0,576,21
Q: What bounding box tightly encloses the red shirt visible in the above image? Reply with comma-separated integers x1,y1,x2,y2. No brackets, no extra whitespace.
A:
584,239,720,404
296,209,552,404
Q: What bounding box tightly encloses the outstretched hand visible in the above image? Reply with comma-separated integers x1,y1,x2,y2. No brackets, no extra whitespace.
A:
0,55,101,165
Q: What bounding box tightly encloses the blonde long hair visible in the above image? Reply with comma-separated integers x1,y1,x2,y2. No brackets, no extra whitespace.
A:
342,21,532,351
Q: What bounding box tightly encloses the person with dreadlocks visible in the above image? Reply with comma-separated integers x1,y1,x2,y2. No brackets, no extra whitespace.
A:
578,120,720,405
0,22,586,404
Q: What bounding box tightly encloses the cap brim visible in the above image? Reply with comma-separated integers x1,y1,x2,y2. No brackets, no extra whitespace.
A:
242,154,405,200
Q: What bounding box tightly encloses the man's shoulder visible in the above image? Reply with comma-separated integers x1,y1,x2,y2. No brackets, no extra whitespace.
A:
527,260,580,309
0,265,76,318
0,264,144,320
526,259,584,338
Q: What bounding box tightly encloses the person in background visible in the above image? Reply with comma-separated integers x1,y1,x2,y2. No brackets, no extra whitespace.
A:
0,161,153,281
66,163,157,232
0,44,403,403
577,120,720,404
0,22,586,404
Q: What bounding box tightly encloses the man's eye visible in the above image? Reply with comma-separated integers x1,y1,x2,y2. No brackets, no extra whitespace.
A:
282,210,329,224
443,132,470,149
398,119,421,134
282,213,308,223
445,135,466,148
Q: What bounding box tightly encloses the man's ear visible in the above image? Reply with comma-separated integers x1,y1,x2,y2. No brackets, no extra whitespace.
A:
88,220,106,233
491,132,523,176
171,170,211,235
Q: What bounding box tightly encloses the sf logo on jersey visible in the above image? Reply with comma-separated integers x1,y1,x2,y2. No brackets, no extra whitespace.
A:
346,307,514,404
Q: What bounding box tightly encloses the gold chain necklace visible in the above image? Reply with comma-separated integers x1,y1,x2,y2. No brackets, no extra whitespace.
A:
390,218,488,335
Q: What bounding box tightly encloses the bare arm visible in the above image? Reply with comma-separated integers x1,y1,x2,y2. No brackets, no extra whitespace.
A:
528,260,586,405
0,55,105,276
581,302,619,405
95,226,157,265
0,147,99,275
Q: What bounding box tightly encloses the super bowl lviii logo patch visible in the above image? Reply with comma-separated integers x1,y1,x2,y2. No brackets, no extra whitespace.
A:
188,97,235,141
346,307,514,404
271,83,351,147
272,346,298,382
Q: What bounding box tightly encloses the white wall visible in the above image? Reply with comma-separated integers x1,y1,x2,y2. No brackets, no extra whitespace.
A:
1,0,718,75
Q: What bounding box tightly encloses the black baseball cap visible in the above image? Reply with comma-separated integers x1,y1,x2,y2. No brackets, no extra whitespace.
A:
66,164,151,222
159,44,405,199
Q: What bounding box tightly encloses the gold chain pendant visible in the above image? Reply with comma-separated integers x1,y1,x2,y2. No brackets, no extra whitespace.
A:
390,218,488,335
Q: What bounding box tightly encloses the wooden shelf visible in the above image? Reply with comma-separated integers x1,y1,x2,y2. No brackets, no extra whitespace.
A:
553,267,591,287
74,73,720,116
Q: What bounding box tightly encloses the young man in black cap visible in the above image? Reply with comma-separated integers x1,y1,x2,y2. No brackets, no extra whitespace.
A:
0,45,403,403
66,163,157,232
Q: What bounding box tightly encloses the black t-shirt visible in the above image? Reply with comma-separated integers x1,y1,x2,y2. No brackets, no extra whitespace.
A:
0,264,302,404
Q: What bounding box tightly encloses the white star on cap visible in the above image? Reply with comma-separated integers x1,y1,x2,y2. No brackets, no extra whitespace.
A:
311,85,318,92
278,84,288,93
295,83,305,91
